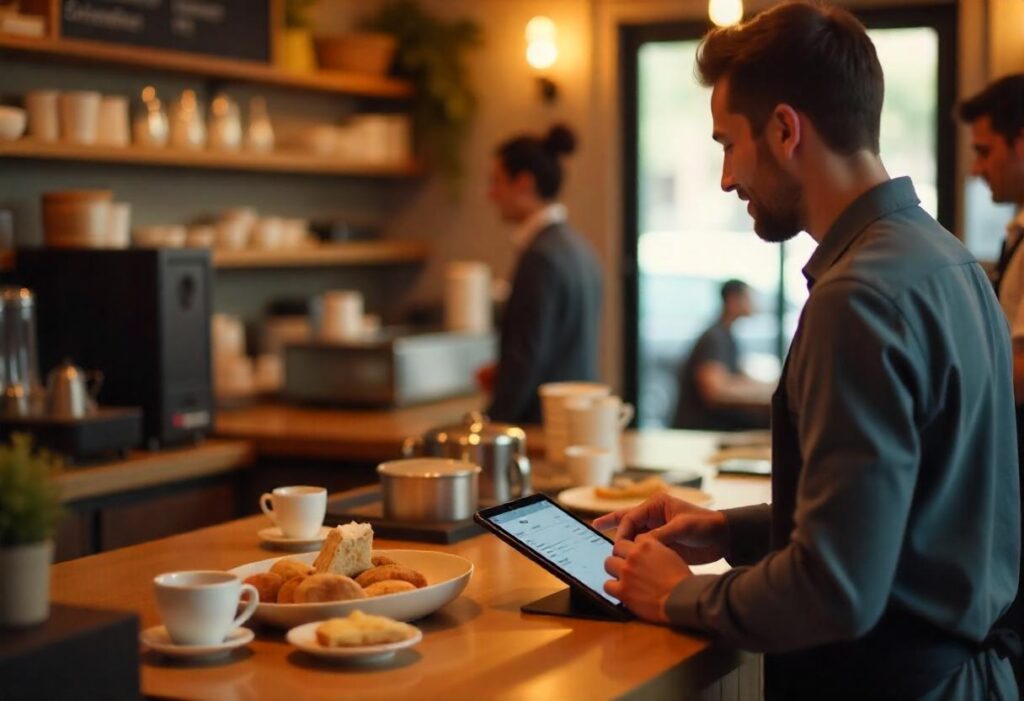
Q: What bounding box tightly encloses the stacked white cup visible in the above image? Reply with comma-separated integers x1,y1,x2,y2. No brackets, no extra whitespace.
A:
320,290,364,342
565,395,635,485
444,261,491,334
538,382,611,465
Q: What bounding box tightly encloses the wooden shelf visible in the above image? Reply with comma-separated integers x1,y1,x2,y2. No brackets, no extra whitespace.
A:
0,33,412,98
0,140,422,177
212,240,430,269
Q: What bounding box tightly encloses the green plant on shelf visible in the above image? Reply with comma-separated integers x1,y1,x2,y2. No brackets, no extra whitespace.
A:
0,434,63,547
363,0,482,194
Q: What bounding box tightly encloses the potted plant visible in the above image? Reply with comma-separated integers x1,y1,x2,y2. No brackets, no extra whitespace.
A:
363,0,482,192
0,434,62,627
278,0,319,74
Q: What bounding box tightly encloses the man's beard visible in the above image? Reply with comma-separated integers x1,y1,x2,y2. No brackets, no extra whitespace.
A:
749,141,803,243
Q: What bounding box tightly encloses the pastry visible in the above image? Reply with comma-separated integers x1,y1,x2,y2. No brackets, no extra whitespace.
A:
244,572,283,603
371,553,396,568
315,610,418,647
355,564,428,589
294,573,366,603
313,522,373,577
277,574,307,604
594,476,669,500
270,559,314,581
363,579,417,597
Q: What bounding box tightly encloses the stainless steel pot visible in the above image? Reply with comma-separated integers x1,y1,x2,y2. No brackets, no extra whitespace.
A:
378,458,481,523
403,411,531,505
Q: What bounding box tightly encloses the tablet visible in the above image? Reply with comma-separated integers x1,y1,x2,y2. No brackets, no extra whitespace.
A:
474,493,633,621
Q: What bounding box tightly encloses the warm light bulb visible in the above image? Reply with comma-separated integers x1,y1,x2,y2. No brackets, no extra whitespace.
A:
525,16,558,70
709,0,743,27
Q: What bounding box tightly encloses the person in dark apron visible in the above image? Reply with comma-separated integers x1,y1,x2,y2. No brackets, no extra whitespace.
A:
597,4,1020,698
959,76,1024,692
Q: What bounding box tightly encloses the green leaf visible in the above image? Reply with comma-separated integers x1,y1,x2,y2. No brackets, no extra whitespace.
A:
0,434,63,546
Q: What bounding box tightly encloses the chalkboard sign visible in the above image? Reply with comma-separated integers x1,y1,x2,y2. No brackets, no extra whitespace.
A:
60,0,270,63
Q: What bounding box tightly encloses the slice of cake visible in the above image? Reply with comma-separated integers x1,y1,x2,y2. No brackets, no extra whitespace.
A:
312,522,373,577
315,610,418,647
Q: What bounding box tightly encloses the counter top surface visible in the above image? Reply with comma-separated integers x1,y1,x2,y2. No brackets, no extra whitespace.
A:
215,397,485,462
50,433,771,701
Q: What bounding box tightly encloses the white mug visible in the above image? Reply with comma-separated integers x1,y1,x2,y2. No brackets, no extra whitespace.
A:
59,91,101,145
26,90,59,142
320,290,364,341
259,485,326,538
153,571,258,646
444,261,491,334
566,395,635,469
97,95,130,147
538,382,612,464
565,445,616,487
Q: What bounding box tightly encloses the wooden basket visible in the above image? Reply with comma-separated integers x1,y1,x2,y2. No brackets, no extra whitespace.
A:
315,32,397,76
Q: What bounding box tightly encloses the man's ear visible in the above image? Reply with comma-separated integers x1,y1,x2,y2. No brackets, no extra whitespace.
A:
770,104,801,160
512,170,537,195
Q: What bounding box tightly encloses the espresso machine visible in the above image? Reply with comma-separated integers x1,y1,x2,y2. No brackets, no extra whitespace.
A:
0,285,142,461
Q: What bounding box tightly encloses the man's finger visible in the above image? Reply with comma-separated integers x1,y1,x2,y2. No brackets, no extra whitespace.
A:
647,517,696,544
605,555,624,578
613,538,636,558
604,579,623,599
592,510,626,530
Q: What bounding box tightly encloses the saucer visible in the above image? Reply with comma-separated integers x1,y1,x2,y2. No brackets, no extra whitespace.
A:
286,620,422,663
140,625,254,659
258,525,330,550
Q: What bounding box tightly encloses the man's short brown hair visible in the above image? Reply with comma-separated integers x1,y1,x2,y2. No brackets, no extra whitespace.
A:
696,1,883,155
957,75,1024,145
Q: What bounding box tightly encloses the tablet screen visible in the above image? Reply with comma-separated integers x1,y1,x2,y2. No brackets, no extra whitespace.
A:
489,499,618,604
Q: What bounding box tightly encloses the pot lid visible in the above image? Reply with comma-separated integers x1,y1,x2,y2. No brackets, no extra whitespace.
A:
420,411,526,449
378,458,481,479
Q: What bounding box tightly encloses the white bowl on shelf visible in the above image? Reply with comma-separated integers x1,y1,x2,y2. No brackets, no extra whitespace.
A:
0,106,27,141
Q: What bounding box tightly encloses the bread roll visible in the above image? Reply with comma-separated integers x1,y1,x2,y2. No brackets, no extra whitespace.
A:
244,572,283,603
371,553,396,567
277,574,307,604
363,579,417,597
294,573,366,603
355,564,428,589
315,610,417,647
270,559,314,581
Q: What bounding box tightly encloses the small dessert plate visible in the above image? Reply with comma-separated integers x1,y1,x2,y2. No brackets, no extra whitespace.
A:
140,626,254,659
257,526,331,550
286,621,422,663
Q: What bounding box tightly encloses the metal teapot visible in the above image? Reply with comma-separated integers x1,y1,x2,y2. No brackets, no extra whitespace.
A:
45,359,102,419
403,411,531,505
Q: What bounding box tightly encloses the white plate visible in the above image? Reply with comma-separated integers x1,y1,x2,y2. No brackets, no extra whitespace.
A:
257,525,331,550
557,485,714,515
286,620,422,663
140,625,254,659
227,549,473,628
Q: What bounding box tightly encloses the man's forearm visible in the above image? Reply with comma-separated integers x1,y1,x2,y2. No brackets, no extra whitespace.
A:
1013,339,1024,404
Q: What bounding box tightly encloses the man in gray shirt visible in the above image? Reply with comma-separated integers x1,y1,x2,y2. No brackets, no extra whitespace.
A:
597,3,1019,698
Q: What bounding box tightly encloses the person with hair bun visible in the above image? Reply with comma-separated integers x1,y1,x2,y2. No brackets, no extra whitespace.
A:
483,123,603,424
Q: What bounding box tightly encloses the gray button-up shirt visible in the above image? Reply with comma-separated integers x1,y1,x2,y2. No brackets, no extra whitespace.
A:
666,178,1019,662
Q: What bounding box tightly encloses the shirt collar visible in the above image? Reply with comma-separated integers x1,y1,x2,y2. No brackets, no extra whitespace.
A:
511,203,567,249
802,176,921,289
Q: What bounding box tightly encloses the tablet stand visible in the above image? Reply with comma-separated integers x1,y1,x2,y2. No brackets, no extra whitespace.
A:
521,588,631,621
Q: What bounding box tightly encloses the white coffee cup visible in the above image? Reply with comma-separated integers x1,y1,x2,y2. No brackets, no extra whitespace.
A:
259,485,326,538
565,445,616,487
97,95,129,147
59,91,101,145
107,202,131,249
538,382,612,464
153,571,258,646
26,90,59,142
566,395,635,469
444,261,491,334
320,290,364,341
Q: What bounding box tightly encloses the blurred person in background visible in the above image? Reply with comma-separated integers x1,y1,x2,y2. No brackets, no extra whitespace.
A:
480,124,603,424
671,279,772,430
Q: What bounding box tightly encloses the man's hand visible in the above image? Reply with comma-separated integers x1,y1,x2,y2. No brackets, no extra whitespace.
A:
475,363,497,393
592,492,730,565
604,535,692,623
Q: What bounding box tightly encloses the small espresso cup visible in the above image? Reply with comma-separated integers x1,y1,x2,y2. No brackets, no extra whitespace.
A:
320,290,364,341
565,445,616,487
259,485,326,539
153,571,258,646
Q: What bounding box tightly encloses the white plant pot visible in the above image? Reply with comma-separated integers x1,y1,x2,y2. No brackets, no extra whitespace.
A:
0,540,53,627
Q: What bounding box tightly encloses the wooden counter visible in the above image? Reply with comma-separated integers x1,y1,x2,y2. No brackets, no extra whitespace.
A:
54,439,254,503
215,397,485,462
50,471,770,701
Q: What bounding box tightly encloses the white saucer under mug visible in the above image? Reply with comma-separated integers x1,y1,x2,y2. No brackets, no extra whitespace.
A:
140,625,254,659
258,525,330,549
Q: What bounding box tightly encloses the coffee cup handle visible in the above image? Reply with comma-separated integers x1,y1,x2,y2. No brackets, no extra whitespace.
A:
618,402,635,429
259,493,276,524
233,583,260,628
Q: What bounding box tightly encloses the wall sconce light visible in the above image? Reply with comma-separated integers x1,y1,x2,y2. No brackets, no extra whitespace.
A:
525,16,558,103
708,0,743,27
